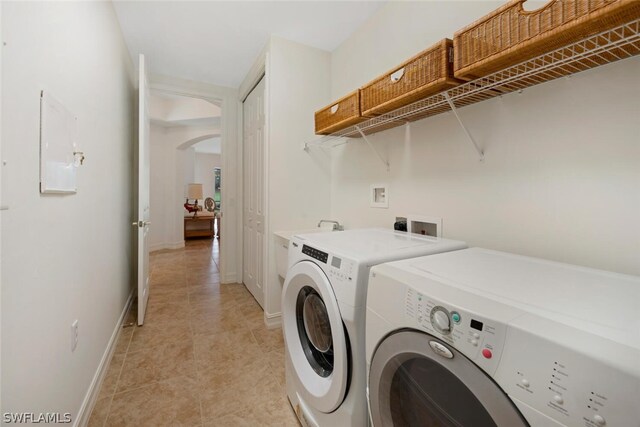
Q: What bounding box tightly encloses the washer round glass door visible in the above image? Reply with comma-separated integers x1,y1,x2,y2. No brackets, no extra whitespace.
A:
282,260,348,413
298,286,334,377
369,330,528,427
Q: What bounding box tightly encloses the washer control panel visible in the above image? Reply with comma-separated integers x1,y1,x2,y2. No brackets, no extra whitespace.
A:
302,244,328,264
404,288,506,375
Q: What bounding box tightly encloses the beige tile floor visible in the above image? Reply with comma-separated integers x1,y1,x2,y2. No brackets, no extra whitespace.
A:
89,238,299,427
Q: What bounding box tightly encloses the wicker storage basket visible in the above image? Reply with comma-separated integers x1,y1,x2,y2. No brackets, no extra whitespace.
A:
360,39,461,117
315,91,367,135
454,0,640,79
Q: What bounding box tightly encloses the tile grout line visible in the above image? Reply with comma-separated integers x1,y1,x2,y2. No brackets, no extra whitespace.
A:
185,255,205,426
92,240,262,425
101,329,132,427
192,319,205,427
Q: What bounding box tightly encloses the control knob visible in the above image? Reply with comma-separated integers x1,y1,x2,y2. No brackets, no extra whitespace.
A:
430,307,451,334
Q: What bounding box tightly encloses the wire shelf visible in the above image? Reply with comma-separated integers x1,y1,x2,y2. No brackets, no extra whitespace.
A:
305,18,640,150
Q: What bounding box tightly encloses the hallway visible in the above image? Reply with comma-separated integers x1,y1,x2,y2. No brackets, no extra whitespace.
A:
88,239,298,426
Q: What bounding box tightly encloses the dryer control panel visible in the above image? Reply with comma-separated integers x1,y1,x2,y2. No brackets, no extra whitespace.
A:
404,287,507,376
494,317,640,427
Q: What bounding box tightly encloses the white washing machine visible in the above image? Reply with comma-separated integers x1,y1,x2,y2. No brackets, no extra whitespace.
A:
282,228,467,427
366,247,640,427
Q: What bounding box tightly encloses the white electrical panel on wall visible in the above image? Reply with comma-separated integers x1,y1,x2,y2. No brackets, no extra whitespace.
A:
40,91,80,194
370,184,389,208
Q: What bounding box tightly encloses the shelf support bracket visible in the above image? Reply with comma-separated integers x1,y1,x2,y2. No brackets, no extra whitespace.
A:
443,91,484,162
355,125,390,172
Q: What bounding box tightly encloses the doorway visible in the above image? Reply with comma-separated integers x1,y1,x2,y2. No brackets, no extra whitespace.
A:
147,91,223,263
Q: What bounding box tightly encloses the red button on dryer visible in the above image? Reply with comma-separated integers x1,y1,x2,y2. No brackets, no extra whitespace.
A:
482,349,493,359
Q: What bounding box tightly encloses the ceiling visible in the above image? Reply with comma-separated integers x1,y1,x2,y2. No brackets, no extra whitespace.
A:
112,1,385,88
150,91,221,127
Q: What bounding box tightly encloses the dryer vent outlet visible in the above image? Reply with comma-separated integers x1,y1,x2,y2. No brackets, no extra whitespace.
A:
407,215,443,238
412,221,438,237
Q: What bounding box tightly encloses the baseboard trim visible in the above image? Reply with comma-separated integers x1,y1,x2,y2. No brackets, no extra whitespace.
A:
149,240,185,252
221,272,237,284
170,240,185,250
264,312,282,330
75,290,134,427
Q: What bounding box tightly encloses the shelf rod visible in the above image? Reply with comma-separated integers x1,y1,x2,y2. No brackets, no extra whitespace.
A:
304,135,345,151
355,125,390,172
443,91,484,162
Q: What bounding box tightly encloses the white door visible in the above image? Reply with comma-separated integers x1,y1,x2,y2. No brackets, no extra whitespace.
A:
242,77,266,308
136,54,151,326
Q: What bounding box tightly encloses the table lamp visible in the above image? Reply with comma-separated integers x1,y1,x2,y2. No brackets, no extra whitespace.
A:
185,183,204,218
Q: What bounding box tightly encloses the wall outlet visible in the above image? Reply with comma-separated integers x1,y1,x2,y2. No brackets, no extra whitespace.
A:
71,320,79,352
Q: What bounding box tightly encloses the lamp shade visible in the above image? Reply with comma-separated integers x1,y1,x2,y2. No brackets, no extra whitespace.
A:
187,183,203,199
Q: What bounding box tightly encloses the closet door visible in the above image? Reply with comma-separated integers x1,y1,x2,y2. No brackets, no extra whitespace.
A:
242,77,265,308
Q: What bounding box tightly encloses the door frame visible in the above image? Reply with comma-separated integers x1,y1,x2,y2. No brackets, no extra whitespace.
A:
149,75,239,284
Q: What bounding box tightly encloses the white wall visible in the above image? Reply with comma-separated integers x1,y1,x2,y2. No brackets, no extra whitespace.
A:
184,147,196,186
149,124,171,250
1,1,134,420
195,152,222,202
0,1,3,411
329,2,640,276
263,37,333,319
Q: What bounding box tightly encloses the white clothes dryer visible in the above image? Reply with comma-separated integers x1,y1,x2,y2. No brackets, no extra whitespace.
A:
282,229,467,427
366,248,640,427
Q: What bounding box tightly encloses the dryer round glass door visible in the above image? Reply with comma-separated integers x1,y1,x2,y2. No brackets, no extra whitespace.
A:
369,330,528,427
282,260,348,413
